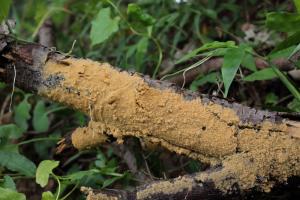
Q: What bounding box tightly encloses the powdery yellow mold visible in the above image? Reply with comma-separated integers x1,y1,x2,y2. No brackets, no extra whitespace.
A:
196,122,300,192
39,58,240,161
71,121,107,150
136,176,195,199
81,187,118,200
38,57,300,193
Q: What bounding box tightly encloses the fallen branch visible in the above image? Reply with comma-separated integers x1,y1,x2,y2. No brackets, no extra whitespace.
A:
0,36,299,199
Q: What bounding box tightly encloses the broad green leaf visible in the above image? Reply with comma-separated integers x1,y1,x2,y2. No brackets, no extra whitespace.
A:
269,46,296,60
102,176,122,188
33,101,49,132
36,160,59,187
294,0,300,13
41,191,55,200
90,8,120,46
243,68,277,81
2,175,16,190
0,143,18,152
190,72,219,91
0,187,25,200
221,47,245,97
272,31,300,53
14,95,31,131
127,3,156,26
0,151,36,176
176,41,236,64
266,12,300,32
66,169,98,182
0,124,23,139
241,53,257,71
0,0,12,22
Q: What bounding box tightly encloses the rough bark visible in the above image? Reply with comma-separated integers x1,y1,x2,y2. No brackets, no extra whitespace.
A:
0,36,300,200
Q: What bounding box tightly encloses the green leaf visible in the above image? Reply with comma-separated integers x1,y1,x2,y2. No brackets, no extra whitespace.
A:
176,41,236,64
0,151,36,176
65,169,98,183
0,124,23,139
0,187,26,200
36,160,59,187
294,0,300,13
33,101,50,132
0,0,12,22
243,68,277,81
241,53,257,71
266,12,300,32
269,46,296,60
41,191,55,200
127,3,156,26
14,95,31,132
102,176,122,188
2,175,16,190
272,31,300,52
90,7,120,46
221,47,245,97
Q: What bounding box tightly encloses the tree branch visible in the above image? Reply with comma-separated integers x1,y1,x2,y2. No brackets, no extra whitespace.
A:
0,36,299,199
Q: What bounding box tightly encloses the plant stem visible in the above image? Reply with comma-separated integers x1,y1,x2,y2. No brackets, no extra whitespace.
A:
52,173,61,200
17,137,60,146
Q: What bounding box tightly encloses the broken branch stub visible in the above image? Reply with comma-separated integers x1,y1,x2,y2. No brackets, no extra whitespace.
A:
0,38,299,199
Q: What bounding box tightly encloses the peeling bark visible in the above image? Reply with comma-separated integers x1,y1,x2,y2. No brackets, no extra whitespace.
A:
0,36,300,199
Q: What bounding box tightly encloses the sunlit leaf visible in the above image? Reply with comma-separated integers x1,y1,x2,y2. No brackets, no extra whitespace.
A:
243,68,277,81
221,47,244,97
41,191,55,200
90,7,120,46
36,160,59,187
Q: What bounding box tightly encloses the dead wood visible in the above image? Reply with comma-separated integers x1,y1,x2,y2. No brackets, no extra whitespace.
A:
0,36,299,200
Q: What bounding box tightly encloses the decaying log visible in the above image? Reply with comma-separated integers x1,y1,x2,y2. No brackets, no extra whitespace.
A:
0,35,300,199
